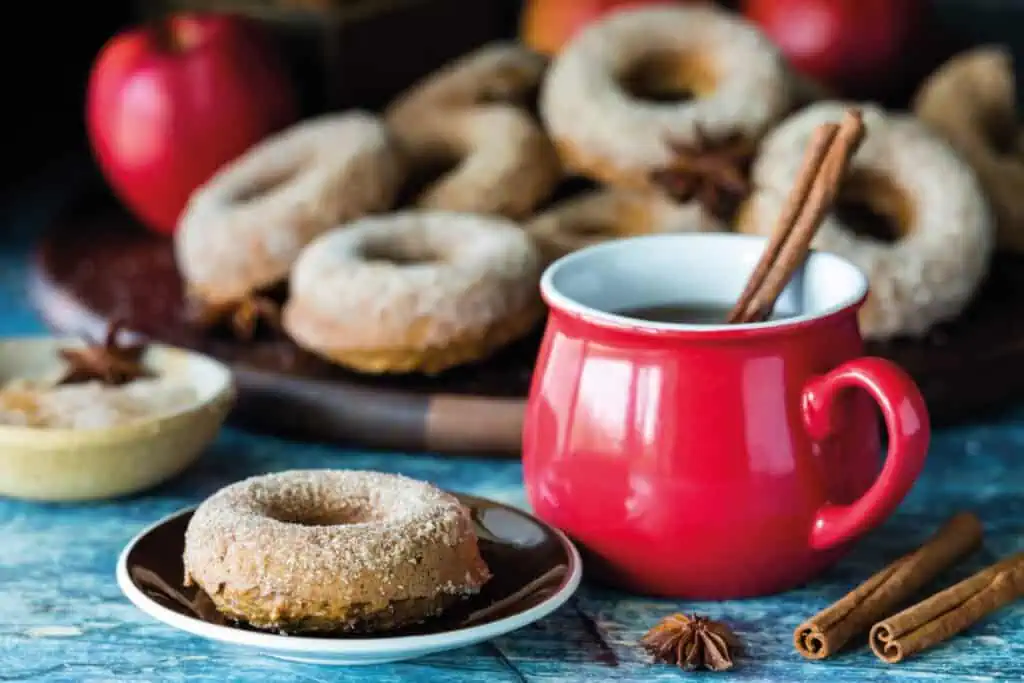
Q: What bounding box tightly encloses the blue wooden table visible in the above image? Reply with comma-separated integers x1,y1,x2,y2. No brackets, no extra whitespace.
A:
2,160,1023,682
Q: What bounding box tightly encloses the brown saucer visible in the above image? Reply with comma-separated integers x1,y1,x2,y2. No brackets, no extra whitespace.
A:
119,493,578,650
32,189,1024,456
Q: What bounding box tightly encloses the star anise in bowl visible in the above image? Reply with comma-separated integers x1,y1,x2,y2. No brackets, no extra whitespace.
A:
57,320,152,386
640,612,741,672
650,125,756,221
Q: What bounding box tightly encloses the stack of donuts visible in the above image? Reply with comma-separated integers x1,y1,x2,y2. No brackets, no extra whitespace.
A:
173,3,1004,376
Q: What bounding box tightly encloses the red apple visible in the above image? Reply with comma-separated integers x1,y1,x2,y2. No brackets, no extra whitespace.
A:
521,0,700,56
742,0,925,93
86,13,297,236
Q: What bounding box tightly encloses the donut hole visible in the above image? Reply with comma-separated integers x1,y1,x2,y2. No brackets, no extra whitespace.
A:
568,220,613,238
982,112,1022,157
399,152,462,207
267,503,382,527
536,177,603,212
233,166,300,203
833,170,913,244
620,50,716,104
361,237,440,266
478,75,542,120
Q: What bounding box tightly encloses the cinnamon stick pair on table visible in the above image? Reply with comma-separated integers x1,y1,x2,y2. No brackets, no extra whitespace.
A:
794,512,1024,664
757,110,1024,663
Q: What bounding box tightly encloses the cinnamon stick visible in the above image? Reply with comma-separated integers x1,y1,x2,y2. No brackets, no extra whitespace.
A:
728,123,838,323
870,552,1024,663
793,512,983,660
727,109,865,324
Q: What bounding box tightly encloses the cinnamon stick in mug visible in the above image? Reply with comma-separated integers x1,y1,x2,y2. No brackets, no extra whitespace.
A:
793,512,983,660
870,552,1024,664
728,108,865,324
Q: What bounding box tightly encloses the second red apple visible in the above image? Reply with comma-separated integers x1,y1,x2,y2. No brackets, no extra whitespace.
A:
742,0,924,93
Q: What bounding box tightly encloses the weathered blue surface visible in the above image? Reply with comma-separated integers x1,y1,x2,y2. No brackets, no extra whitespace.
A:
1,161,1023,682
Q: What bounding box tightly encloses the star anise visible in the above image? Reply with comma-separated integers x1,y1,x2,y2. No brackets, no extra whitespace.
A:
651,126,755,221
230,296,282,341
640,613,740,672
57,319,152,386
186,295,281,341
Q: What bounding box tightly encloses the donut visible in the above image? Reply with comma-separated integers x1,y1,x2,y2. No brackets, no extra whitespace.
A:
392,107,562,219
175,112,405,308
913,46,1024,254
539,5,793,190
385,42,547,123
737,101,994,340
282,211,544,374
183,470,491,634
526,188,725,263
385,43,561,219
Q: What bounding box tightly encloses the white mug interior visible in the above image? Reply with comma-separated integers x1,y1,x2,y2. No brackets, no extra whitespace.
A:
540,233,869,331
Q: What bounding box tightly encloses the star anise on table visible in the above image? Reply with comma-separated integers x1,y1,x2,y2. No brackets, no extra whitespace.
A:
186,295,281,341
640,613,740,672
650,126,756,221
57,319,152,386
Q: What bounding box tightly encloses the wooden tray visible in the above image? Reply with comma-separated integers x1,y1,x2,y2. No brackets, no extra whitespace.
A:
29,190,1024,456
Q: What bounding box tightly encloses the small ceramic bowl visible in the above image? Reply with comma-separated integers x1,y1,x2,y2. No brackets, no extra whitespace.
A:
0,336,235,501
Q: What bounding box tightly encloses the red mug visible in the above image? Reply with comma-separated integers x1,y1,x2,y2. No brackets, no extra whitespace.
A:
522,233,929,598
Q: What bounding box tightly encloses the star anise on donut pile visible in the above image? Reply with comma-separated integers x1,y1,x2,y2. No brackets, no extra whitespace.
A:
56,319,152,386
186,295,281,342
640,613,741,672
650,126,756,221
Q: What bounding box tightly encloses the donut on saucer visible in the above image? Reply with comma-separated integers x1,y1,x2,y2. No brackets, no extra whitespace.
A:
183,470,491,634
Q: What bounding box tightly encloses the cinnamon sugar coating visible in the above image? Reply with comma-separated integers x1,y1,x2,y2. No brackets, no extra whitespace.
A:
182,469,491,634
392,107,562,220
282,211,544,374
385,42,547,121
386,42,561,219
174,112,405,307
525,187,725,263
738,101,994,340
539,5,793,190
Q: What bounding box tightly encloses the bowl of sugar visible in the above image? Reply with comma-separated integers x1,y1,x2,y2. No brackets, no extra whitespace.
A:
0,334,234,501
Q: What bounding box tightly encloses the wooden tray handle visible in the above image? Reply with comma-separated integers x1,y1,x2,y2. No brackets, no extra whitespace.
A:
233,367,525,457
425,395,525,455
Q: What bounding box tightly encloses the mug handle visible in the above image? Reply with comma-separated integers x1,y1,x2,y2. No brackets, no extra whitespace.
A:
801,357,930,551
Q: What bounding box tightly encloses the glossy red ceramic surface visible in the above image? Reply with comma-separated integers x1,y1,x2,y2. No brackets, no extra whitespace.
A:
523,293,929,598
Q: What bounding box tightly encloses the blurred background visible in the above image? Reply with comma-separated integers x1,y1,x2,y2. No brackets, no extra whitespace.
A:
6,0,1023,191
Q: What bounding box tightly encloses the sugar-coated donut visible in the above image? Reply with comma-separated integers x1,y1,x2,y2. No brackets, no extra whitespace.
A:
526,188,725,263
283,211,544,374
385,43,561,219
183,469,491,634
386,42,547,123
393,107,562,219
175,112,405,307
737,101,994,340
539,5,793,190
913,46,1024,254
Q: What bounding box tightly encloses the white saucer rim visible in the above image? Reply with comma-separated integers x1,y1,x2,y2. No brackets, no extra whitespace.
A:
116,501,583,655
